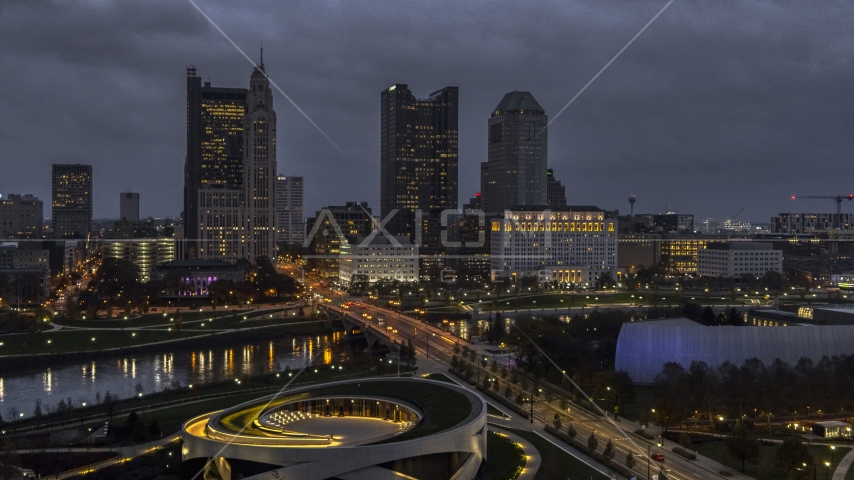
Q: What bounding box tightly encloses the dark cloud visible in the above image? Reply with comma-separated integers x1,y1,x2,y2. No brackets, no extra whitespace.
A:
1,0,853,224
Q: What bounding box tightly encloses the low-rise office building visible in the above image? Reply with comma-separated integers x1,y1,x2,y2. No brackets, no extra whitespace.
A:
812,421,851,439
152,259,243,298
101,238,176,283
617,233,661,272
339,236,418,285
490,206,618,286
0,267,50,307
0,245,49,270
0,194,43,239
697,242,782,278
746,305,854,326
660,233,726,274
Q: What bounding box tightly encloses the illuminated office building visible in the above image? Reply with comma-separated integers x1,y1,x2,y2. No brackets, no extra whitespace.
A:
0,194,43,239
481,92,548,213
490,206,617,286
101,238,175,283
51,164,92,239
659,233,726,274
276,175,304,245
184,53,277,263
380,84,458,237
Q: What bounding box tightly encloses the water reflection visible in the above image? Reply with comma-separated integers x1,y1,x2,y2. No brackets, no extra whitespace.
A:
0,334,347,417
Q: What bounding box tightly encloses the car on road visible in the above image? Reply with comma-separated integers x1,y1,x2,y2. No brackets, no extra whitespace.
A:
651,453,665,462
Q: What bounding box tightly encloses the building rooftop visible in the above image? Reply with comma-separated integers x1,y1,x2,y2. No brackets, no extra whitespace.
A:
493,91,544,115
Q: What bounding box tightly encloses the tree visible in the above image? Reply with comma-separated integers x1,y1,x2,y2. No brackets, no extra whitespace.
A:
603,439,615,461
626,452,636,470
775,438,812,480
652,399,683,434
700,306,717,326
567,423,577,439
587,432,599,451
149,418,161,436
90,258,141,305
126,411,139,430
726,425,760,473
132,418,147,442
553,412,562,431
33,399,42,419
682,302,703,322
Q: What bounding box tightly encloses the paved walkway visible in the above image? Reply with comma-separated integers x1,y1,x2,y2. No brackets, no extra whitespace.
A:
490,426,541,480
833,446,854,480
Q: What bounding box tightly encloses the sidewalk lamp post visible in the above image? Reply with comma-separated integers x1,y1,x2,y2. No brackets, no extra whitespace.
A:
830,446,835,468
825,461,831,480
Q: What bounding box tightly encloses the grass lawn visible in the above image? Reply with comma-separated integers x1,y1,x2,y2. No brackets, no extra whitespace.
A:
0,329,213,355
483,430,526,480
506,427,609,480
57,310,237,329
422,373,509,417
424,373,457,384
474,292,755,312
695,440,850,479
18,452,118,476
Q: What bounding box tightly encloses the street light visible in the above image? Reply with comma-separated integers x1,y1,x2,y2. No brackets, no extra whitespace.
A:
825,461,831,480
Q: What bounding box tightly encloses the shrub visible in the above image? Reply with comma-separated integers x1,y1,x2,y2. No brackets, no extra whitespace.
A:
672,447,697,460
588,432,599,451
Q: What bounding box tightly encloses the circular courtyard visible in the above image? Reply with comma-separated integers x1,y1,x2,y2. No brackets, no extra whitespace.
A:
182,377,487,479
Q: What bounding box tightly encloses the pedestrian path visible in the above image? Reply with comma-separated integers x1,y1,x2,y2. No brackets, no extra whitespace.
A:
15,434,181,479
489,426,541,480
833,446,854,480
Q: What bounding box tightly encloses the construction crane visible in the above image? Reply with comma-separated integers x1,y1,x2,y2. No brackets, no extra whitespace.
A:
731,207,744,221
790,194,854,229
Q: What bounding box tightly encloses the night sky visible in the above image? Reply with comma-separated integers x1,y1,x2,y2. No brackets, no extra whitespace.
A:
2,0,853,224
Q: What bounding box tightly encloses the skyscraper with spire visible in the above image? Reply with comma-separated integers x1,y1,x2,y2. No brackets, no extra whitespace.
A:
242,51,277,260
184,49,277,263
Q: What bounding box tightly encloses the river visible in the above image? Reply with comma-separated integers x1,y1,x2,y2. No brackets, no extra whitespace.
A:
0,331,349,418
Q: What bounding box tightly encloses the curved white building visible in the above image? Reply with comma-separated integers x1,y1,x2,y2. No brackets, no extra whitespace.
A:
182,377,487,480
615,318,854,383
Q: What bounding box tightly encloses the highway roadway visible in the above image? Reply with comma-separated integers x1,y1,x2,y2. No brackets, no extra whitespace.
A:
300,274,743,480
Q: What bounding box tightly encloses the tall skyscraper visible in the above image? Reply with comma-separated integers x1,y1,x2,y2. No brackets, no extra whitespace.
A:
242,60,277,261
52,164,92,238
276,175,304,245
120,192,140,222
546,168,567,207
380,84,458,237
0,194,43,239
184,53,277,263
481,91,548,213
185,65,247,259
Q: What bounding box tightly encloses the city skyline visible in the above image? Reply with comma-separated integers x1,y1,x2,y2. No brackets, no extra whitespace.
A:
2,0,854,224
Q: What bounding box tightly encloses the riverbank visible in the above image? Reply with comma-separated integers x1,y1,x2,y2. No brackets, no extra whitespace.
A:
0,319,333,370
